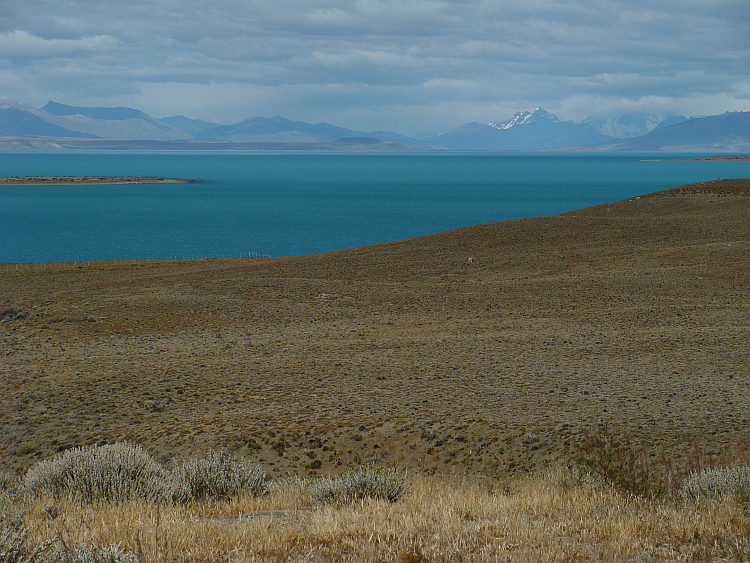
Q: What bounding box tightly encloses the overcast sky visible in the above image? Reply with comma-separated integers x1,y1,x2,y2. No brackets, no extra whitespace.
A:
1,0,748,135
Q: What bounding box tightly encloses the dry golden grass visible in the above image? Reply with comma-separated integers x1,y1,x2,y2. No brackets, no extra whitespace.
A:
10,470,750,562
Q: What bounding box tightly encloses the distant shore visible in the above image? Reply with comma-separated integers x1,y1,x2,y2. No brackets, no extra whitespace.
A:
0,175,192,185
646,154,750,162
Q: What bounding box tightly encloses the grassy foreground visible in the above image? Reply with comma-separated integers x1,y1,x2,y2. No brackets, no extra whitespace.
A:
4,469,750,562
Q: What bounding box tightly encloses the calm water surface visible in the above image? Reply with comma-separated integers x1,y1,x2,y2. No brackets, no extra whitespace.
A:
1,151,747,263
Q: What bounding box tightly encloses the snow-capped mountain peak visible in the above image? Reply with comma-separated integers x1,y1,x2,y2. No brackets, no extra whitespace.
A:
488,107,560,130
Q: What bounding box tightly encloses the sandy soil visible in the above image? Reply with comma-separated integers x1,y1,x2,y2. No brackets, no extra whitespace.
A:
1,179,749,478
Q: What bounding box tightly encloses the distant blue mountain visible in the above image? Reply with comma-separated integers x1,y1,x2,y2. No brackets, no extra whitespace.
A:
0,103,97,138
196,115,434,149
591,111,750,151
1,99,748,152
23,101,191,140
583,112,687,138
424,108,613,150
195,115,358,143
160,115,220,137
651,115,691,132
42,101,151,121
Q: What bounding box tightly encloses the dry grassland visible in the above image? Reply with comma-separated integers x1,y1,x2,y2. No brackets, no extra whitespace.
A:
7,472,750,562
2,179,749,479
2,179,749,477
1,178,750,560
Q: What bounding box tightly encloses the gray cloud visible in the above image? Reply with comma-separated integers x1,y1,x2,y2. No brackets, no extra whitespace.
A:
0,0,747,134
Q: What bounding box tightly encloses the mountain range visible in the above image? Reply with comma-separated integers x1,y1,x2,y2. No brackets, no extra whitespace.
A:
422,107,615,150
0,99,748,152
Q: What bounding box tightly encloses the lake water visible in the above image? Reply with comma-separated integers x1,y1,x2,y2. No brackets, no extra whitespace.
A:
1,151,747,263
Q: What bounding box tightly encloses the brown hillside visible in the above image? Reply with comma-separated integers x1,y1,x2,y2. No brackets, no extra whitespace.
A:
1,179,749,477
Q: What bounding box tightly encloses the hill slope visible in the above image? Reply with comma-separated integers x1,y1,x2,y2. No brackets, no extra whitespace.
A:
1,179,749,476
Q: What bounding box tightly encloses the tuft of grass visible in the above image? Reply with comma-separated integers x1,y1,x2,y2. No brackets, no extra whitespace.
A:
308,463,411,505
0,512,137,563
0,472,19,494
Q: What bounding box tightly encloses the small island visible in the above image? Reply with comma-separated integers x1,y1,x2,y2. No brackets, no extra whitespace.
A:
0,175,192,185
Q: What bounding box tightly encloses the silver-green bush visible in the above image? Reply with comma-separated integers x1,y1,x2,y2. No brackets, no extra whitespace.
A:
0,513,53,563
48,542,137,563
170,451,269,503
0,473,20,512
21,443,172,503
308,464,411,505
680,464,750,501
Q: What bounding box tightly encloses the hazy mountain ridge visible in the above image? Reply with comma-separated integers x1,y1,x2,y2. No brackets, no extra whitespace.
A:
0,101,432,149
582,112,687,138
0,102,97,139
583,111,750,152
0,99,747,151
423,107,614,150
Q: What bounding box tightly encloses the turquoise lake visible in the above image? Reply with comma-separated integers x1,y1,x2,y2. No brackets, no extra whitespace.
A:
1,151,748,263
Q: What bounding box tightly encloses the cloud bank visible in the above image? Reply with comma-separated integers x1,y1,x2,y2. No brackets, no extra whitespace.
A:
1,0,748,134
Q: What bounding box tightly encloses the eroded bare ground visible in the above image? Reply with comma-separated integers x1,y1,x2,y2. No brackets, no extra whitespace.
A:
2,179,749,477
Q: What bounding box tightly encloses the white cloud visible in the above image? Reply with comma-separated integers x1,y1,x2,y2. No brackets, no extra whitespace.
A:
0,0,748,134
0,30,116,60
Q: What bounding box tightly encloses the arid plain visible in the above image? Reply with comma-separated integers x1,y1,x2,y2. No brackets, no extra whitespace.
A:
2,178,749,479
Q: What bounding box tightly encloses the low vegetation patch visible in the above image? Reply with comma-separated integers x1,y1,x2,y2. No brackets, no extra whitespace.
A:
21,443,172,504
4,442,750,561
681,464,750,508
307,463,412,505
3,470,750,562
575,425,749,499
171,450,269,502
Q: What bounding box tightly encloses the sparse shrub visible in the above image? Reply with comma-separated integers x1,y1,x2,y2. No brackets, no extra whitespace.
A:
15,442,35,457
576,426,667,498
48,541,137,563
170,451,269,503
680,464,750,506
21,442,172,503
308,463,411,505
